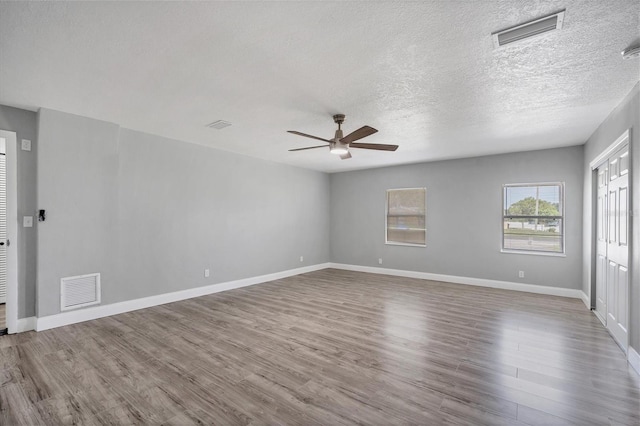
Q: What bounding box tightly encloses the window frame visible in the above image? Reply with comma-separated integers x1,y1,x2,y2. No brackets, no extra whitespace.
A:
385,187,426,247
501,182,565,256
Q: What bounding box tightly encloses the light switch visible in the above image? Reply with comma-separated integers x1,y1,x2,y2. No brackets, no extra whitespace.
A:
23,216,33,227
21,139,31,151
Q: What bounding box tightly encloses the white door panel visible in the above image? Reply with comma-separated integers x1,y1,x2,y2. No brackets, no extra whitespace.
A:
595,254,607,320
595,144,629,351
606,261,617,324
596,145,629,350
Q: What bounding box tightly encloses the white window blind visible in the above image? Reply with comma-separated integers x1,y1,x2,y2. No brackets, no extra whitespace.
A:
386,188,426,246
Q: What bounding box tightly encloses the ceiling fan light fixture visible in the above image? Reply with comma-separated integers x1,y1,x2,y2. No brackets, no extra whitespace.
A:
330,142,349,155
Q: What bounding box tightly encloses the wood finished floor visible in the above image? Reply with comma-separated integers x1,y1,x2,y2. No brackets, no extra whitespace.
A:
1,269,639,425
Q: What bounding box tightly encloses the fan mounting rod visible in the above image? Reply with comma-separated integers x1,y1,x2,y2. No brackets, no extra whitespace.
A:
333,114,345,129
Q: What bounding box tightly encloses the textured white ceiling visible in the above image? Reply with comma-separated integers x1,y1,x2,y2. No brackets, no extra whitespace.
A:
1,1,639,172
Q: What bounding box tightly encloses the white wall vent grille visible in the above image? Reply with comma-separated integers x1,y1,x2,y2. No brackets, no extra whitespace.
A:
60,273,101,311
492,10,565,48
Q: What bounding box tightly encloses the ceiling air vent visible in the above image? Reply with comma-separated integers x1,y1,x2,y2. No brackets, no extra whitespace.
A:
206,120,232,130
492,10,565,48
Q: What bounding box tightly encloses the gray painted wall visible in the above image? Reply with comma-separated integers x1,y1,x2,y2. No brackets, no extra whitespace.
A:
37,109,120,317
36,109,330,317
330,146,584,290
115,128,330,302
582,82,639,351
0,105,37,318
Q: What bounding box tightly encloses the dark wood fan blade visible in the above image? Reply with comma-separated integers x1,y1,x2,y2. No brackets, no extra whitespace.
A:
288,145,329,152
350,142,398,151
340,126,377,144
287,131,333,143
340,152,352,160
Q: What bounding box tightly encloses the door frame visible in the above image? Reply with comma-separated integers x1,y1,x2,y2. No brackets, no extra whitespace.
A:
593,162,608,323
0,130,18,334
589,129,631,348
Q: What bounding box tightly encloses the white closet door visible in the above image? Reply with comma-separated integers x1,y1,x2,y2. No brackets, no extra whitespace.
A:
605,147,629,349
0,153,6,304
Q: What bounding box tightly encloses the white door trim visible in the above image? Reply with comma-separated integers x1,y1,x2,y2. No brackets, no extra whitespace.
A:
0,130,18,334
590,129,630,170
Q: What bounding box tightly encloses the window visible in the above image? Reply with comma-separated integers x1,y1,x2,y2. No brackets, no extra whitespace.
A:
386,188,426,246
503,183,564,254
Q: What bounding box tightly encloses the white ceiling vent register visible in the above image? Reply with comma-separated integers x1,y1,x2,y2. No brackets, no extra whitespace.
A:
206,120,232,130
492,10,565,48
60,273,101,311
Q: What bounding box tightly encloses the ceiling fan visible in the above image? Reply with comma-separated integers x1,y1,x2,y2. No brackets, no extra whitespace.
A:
288,114,398,160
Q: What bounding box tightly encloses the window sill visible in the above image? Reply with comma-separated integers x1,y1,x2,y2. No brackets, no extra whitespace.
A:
386,242,426,248
501,249,566,257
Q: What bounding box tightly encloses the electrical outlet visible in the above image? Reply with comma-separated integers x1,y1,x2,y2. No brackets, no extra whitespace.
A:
204,269,210,278
519,271,524,278
300,256,304,262
21,139,31,151
378,258,383,265
23,216,33,227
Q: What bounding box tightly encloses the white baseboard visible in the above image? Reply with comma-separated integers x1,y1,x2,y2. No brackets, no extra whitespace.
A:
329,263,584,299
30,262,589,332
580,291,590,309
15,316,36,333
36,263,330,332
629,346,640,376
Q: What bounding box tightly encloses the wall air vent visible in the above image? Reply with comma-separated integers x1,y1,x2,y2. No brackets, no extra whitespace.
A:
60,273,101,311
206,120,232,130
492,10,565,48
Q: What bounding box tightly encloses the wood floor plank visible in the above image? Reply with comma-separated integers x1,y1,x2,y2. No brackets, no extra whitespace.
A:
1,269,639,425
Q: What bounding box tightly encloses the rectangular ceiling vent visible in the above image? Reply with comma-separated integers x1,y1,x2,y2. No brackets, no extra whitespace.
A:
60,273,101,311
492,10,565,48
206,120,232,130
